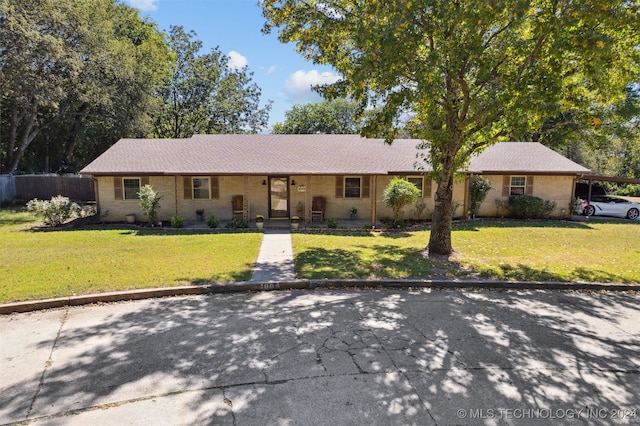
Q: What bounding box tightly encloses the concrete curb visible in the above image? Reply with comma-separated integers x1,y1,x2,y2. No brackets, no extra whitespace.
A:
1,279,637,315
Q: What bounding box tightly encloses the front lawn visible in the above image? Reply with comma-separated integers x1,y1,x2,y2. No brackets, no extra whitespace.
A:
293,220,640,284
3,208,638,304
0,209,262,302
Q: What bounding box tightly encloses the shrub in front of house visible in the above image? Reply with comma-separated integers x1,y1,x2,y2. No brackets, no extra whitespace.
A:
383,177,421,227
138,185,161,226
469,176,493,217
171,215,184,228
508,195,556,219
327,218,338,228
206,215,219,228
225,218,248,229
27,195,81,227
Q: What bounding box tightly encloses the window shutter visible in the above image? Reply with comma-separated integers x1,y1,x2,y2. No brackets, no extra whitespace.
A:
183,177,192,200
424,179,432,198
362,176,370,198
526,176,534,195
502,176,510,196
141,177,149,187
335,175,344,198
211,176,219,199
114,177,123,200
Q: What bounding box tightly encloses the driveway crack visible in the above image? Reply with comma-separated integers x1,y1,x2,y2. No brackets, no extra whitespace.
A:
26,308,69,420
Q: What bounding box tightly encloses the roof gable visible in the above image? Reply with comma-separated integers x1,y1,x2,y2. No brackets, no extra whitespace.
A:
467,142,590,174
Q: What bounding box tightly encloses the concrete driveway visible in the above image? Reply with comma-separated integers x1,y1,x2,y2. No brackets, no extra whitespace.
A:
2,289,640,425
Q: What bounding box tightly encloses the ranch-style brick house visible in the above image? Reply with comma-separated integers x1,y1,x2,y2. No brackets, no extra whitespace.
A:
80,134,590,224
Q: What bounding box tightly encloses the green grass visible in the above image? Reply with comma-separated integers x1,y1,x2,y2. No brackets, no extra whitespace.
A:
293,231,434,279
3,208,639,303
451,220,640,283
293,220,640,284
0,209,262,302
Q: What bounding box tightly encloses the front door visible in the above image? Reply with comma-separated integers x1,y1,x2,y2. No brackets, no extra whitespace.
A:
269,177,289,218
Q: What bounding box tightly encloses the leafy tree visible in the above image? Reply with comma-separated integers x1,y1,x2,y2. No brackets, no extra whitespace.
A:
383,177,421,227
262,0,640,255
0,0,172,173
517,84,640,179
273,98,362,134
152,26,271,138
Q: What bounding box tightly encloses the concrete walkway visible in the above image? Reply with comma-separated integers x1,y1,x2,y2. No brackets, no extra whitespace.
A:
250,229,295,282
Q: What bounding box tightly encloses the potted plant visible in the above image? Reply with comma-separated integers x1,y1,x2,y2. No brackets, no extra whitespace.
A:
291,215,299,230
255,214,264,230
125,213,136,224
195,209,204,221
349,207,358,220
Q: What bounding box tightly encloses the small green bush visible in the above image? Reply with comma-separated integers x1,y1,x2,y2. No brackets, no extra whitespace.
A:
26,195,81,227
383,177,421,226
206,215,219,228
469,176,493,217
379,216,395,227
171,215,184,228
327,218,338,228
138,185,161,226
508,195,556,219
225,218,248,229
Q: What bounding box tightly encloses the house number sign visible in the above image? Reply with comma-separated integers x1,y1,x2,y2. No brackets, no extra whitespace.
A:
296,185,307,192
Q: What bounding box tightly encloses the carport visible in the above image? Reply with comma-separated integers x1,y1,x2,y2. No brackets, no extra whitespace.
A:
576,174,640,201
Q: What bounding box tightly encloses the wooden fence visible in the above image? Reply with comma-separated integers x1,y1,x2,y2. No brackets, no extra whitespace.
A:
0,174,95,202
0,175,16,201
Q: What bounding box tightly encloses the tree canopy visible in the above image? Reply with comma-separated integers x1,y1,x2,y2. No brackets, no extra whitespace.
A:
1,6,272,173
262,0,640,255
151,26,272,138
272,98,362,134
0,0,172,173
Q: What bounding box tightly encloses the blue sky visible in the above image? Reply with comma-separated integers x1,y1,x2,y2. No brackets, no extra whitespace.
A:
124,0,341,129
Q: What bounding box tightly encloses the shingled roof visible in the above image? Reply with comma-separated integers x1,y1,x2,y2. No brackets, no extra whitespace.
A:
80,135,590,176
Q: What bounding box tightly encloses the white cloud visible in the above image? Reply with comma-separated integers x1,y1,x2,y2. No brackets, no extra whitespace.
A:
125,0,159,11
228,51,248,70
284,70,342,102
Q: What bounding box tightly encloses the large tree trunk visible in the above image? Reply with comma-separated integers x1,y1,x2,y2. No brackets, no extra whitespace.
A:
427,124,461,256
428,165,455,256
63,103,90,168
3,103,40,174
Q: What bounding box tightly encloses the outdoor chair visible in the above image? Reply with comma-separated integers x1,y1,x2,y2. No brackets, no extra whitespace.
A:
232,195,244,220
311,196,326,222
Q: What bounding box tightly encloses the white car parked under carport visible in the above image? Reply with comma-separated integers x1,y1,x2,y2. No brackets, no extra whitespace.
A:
584,196,640,220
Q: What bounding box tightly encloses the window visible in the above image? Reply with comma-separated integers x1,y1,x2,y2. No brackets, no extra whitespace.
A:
344,177,361,198
407,177,424,197
123,178,140,200
510,176,526,195
192,177,210,199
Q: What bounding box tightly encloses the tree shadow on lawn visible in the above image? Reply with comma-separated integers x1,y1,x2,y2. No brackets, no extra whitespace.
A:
2,289,639,424
295,244,639,284
454,261,640,284
175,267,255,285
452,218,599,231
295,245,436,280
